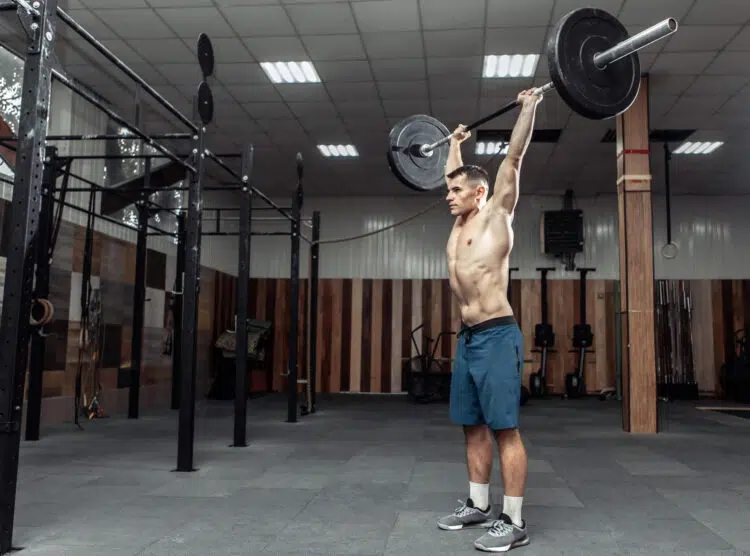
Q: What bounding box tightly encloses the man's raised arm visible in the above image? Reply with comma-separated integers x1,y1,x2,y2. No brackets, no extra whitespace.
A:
490,90,542,215
445,125,470,180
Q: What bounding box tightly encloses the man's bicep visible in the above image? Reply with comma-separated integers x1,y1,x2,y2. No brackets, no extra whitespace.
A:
492,158,520,213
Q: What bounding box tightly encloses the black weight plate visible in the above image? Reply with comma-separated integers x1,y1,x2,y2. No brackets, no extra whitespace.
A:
547,8,640,120
387,115,450,192
197,81,214,125
197,33,214,78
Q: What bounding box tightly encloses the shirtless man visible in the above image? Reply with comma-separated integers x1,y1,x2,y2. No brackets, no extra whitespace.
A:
437,89,542,552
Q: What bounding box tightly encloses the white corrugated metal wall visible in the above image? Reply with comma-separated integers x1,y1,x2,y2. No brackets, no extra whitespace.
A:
242,194,750,280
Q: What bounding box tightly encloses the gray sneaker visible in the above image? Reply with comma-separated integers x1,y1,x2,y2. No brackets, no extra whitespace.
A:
437,498,495,531
473,513,529,552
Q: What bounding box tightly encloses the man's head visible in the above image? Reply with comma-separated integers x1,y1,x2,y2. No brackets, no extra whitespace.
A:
445,165,490,216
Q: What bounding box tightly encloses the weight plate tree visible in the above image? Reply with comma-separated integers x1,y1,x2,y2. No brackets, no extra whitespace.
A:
386,8,678,191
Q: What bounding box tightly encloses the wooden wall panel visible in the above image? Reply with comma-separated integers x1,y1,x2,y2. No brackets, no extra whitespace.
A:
391,280,403,393
349,279,363,392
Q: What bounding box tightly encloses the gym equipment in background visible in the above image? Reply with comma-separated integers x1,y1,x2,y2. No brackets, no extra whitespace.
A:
720,329,750,403
529,268,556,398
564,268,595,399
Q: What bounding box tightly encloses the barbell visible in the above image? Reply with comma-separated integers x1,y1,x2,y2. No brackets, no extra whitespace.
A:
387,8,678,192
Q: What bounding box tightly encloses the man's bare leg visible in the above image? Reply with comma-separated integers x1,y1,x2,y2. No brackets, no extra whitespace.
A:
464,425,494,510
495,428,528,526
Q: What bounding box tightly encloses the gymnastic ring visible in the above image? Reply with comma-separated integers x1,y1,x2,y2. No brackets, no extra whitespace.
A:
661,241,678,259
29,298,50,326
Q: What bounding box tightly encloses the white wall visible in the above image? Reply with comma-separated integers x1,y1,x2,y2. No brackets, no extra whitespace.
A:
240,193,750,281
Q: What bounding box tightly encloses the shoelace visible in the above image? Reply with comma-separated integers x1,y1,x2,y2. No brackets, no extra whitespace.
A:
453,500,477,517
488,520,515,538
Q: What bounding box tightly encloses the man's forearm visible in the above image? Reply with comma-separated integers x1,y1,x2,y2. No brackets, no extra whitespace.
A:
506,102,538,160
445,141,463,177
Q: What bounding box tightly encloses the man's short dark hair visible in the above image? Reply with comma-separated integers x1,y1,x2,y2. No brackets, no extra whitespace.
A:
446,164,490,189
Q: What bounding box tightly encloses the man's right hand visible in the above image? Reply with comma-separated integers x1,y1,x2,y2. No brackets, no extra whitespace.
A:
451,124,470,144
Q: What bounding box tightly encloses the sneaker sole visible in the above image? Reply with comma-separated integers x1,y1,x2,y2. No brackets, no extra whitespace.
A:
473,536,530,552
437,520,495,531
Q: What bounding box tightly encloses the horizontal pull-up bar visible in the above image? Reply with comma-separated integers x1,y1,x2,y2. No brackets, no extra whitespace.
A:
0,133,192,142
51,69,196,174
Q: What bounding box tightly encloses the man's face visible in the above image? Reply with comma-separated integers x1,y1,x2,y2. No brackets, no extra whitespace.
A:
446,176,485,216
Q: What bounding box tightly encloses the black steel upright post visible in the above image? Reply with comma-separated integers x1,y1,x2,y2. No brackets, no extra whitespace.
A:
286,160,303,424
128,160,150,419
176,121,205,472
308,211,320,413
171,212,186,410
0,0,58,552
233,144,253,448
25,147,57,442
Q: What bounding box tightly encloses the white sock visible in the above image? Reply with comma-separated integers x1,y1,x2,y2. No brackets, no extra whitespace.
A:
503,495,523,526
469,481,490,511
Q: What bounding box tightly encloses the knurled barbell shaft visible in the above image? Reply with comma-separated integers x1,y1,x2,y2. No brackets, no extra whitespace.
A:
419,17,677,157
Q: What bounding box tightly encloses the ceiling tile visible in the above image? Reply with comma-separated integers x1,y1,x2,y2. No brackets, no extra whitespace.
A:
242,102,294,119
484,27,548,54
62,10,118,39
617,0,694,26
419,0,486,30
649,52,716,75
336,100,385,117
370,58,426,81
662,25,740,52
551,0,624,21
86,0,148,7
276,83,330,102
221,5,295,36
684,75,750,96
217,62,271,84
725,26,750,51
351,0,419,33
361,31,424,59
156,63,203,85
314,60,373,82
648,74,698,95
97,9,174,39
377,80,428,100
382,99,430,118
156,7,236,38
326,81,380,101
647,94,678,117
486,0,555,27
286,3,358,34
147,0,214,6
129,38,193,63
288,101,338,118
226,84,282,102
243,36,308,61
426,57,483,78
683,0,750,25
302,35,366,61
424,30,485,58
703,51,750,76
666,94,731,117
429,78,480,99
297,117,348,135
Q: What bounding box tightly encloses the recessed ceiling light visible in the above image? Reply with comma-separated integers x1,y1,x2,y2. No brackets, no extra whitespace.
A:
318,144,358,158
483,54,539,78
673,141,724,155
260,61,321,84
475,141,508,156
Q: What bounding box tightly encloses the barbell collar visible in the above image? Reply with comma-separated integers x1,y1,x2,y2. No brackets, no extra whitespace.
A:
593,17,678,69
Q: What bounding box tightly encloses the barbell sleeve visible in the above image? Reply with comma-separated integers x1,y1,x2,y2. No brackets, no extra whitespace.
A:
594,18,678,69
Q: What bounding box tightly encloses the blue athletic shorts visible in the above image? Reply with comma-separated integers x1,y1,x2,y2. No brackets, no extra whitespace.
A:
449,315,524,431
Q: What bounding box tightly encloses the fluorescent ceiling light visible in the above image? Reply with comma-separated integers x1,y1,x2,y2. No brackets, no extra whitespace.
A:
318,144,359,158
483,54,539,78
673,141,723,155
475,141,509,156
261,61,320,84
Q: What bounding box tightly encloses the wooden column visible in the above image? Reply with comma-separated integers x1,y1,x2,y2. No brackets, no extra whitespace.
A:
616,76,657,434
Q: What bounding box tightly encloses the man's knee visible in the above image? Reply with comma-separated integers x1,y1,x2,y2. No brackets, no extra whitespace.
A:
493,427,522,446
